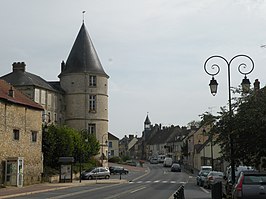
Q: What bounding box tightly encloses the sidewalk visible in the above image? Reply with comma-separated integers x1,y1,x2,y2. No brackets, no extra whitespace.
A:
0,163,148,199
0,179,127,199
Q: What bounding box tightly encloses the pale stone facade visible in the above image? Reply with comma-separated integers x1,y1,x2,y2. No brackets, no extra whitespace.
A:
0,80,43,186
58,23,109,166
1,62,64,126
108,133,119,158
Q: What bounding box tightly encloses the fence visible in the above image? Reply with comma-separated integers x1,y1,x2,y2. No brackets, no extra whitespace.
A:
173,184,185,199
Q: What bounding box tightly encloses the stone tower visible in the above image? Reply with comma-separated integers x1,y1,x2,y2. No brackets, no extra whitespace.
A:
59,22,109,162
144,114,151,132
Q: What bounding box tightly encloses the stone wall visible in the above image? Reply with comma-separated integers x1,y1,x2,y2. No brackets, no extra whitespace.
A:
0,102,43,186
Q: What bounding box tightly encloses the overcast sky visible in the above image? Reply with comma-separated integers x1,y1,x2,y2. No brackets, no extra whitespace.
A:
1,0,266,138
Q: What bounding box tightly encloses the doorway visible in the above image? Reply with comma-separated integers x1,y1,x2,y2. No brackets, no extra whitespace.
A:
5,157,24,187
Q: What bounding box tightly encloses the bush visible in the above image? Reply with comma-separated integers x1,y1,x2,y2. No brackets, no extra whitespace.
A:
121,155,131,162
108,156,121,163
43,166,59,177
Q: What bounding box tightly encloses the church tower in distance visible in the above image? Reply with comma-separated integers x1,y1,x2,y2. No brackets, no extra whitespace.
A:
59,22,109,163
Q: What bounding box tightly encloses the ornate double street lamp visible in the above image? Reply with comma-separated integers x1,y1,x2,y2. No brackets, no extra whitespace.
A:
204,54,254,184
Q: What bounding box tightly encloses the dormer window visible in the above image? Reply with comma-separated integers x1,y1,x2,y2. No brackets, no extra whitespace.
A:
89,75,96,87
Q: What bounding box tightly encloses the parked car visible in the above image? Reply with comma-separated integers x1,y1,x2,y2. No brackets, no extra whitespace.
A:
163,157,173,167
171,163,181,172
223,165,255,197
197,170,210,187
200,165,212,172
81,167,110,180
204,171,224,189
150,158,159,164
158,155,166,163
232,171,266,199
109,166,129,175
126,160,137,166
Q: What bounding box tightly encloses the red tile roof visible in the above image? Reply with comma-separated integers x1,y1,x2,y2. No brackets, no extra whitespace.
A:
0,79,43,110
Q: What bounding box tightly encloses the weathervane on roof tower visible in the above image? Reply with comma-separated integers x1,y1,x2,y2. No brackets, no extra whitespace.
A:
82,11,86,23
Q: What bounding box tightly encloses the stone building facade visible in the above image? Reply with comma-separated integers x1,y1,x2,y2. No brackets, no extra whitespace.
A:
1,62,65,126
1,22,109,169
0,79,44,186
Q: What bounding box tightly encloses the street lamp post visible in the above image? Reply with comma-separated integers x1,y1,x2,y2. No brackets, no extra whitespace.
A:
101,133,108,166
210,134,214,170
204,54,254,184
79,129,89,183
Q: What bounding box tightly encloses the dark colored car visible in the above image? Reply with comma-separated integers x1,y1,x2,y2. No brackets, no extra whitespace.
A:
109,166,129,175
232,171,266,199
171,163,181,172
126,160,137,166
197,171,210,187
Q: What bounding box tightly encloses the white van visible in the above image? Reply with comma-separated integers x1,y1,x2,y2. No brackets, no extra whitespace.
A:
163,157,173,167
200,166,212,172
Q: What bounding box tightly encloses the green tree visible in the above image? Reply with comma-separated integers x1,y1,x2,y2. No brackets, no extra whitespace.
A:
42,125,100,168
213,87,266,168
199,111,217,127
232,88,266,167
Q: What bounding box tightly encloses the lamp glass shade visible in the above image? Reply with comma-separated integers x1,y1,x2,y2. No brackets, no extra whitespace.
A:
241,76,251,93
209,77,218,96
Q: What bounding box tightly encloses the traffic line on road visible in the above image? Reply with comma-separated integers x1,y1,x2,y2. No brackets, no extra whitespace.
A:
200,186,210,194
48,184,119,199
128,180,188,184
130,186,146,193
104,185,146,199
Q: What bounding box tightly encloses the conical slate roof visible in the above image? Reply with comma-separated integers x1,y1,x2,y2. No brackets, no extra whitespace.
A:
60,23,108,77
144,115,151,124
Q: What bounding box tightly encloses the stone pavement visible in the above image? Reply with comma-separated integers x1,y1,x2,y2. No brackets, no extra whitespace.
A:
0,179,127,199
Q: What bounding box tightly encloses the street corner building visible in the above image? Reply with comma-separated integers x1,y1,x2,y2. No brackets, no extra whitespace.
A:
0,79,44,186
0,22,109,185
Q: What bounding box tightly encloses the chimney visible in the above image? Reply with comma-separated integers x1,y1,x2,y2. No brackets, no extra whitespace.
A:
61,60,66,72
254,79,260,91
129,135,134,140
8,86,15,98
12,62,26,72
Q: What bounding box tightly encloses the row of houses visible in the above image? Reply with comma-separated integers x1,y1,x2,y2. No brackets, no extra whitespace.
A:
118,115,226,172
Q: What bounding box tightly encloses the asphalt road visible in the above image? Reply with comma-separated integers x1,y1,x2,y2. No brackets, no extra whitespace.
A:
12,163,211,199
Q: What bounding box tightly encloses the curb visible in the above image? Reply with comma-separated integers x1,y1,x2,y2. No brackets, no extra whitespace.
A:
0,179,128,199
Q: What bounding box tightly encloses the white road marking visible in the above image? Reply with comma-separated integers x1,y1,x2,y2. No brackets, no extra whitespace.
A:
130,186,146,193
200,186,210,194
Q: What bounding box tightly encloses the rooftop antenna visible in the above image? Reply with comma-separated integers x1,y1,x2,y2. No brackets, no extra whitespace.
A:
82,11,86,23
